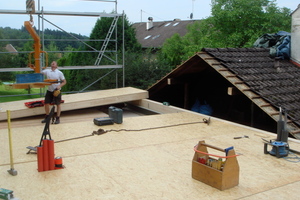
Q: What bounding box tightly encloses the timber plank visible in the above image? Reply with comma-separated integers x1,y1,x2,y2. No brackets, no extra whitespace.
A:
0,87,148,121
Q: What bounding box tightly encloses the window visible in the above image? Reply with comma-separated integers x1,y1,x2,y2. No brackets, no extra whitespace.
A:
152,35,160,40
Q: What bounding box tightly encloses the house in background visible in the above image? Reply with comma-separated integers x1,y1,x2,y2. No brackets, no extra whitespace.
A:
147,5,300,139
132,18,200,49
4,44,18,55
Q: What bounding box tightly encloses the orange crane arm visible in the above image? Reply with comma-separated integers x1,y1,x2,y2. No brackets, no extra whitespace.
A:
24,21,41,73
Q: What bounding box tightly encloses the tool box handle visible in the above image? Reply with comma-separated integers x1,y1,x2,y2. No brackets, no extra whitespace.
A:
201,143,225,152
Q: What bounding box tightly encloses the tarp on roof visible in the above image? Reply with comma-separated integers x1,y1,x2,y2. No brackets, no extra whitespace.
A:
253,31,291,59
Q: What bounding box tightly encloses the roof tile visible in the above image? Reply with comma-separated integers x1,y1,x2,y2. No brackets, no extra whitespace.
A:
203,47,300,126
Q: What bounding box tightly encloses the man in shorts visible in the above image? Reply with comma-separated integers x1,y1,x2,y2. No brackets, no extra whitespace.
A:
41,61,67,124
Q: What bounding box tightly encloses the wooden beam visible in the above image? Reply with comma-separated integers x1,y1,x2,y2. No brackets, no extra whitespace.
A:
167,78,183,85
290,129,300,134
203,57,215,61
128,99,193,114
270,112,279,116
261,103,271,107
227,87,241,96
218,68,229,71
8,82,50,89
0,87,148,121
226,75,237,78
234,81,244,84
242,88,252,92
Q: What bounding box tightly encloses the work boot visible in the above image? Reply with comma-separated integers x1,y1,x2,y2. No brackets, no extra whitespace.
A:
54,117,60,124
41,115,49,123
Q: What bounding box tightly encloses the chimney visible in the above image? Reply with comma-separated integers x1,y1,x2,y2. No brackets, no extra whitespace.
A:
146,17,153,30
274,57,282,72
291,4,300,64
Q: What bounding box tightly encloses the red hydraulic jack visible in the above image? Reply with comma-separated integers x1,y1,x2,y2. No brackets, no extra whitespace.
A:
27,106,64,172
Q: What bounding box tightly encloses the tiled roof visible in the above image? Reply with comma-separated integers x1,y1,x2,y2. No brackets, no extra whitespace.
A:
147,47,300,138
132,20,199,48
202,48,300,128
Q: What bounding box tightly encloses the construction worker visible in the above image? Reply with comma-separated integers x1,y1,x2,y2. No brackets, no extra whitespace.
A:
41,61,67,124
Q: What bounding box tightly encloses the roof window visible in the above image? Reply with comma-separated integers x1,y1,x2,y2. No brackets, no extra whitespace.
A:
152,35,160,40
173,22,180,26
144,35,152,40
164,23,171,27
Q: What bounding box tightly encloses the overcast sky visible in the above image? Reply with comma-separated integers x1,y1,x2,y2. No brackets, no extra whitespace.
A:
0,0,299,36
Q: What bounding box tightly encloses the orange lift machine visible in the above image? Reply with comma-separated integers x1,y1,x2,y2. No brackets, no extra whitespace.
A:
10,0,53,89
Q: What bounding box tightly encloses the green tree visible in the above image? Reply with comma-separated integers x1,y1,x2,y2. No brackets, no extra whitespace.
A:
125,51,172,89
0,28,4,47
44,41,61,65
0,53,18,82
161,33,185,66
161,0,292,66
64,13,142,91
89,14,141,54
0,29,21,82
210,0,291,47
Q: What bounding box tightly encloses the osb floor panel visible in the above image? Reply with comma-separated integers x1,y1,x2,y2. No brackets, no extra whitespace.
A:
0,106,143,130
1,111,300,200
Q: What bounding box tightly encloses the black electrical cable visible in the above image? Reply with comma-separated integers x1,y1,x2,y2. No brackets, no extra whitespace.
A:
54,117,210,144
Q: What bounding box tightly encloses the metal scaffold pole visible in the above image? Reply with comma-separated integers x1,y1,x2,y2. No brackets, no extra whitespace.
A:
122,11,125,87
0,0,125,96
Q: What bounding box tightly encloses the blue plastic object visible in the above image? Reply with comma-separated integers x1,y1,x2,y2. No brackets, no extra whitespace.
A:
16,73,44,83
191,99,213,115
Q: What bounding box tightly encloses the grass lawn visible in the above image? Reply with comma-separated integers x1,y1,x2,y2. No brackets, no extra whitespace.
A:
0,84,44,103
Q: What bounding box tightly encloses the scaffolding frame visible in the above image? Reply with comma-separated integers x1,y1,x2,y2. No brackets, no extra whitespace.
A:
0,0,125,96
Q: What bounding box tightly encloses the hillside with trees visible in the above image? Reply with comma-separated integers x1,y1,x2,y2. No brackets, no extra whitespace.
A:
0,26,87,53
0,0,294,94
0,26,89,83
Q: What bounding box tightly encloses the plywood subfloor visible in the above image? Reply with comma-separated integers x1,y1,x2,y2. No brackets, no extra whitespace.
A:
0,106,143,130
1,110,300,200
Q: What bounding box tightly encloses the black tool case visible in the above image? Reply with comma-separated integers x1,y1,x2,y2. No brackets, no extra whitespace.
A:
93,117,114,126
109,106,123,124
